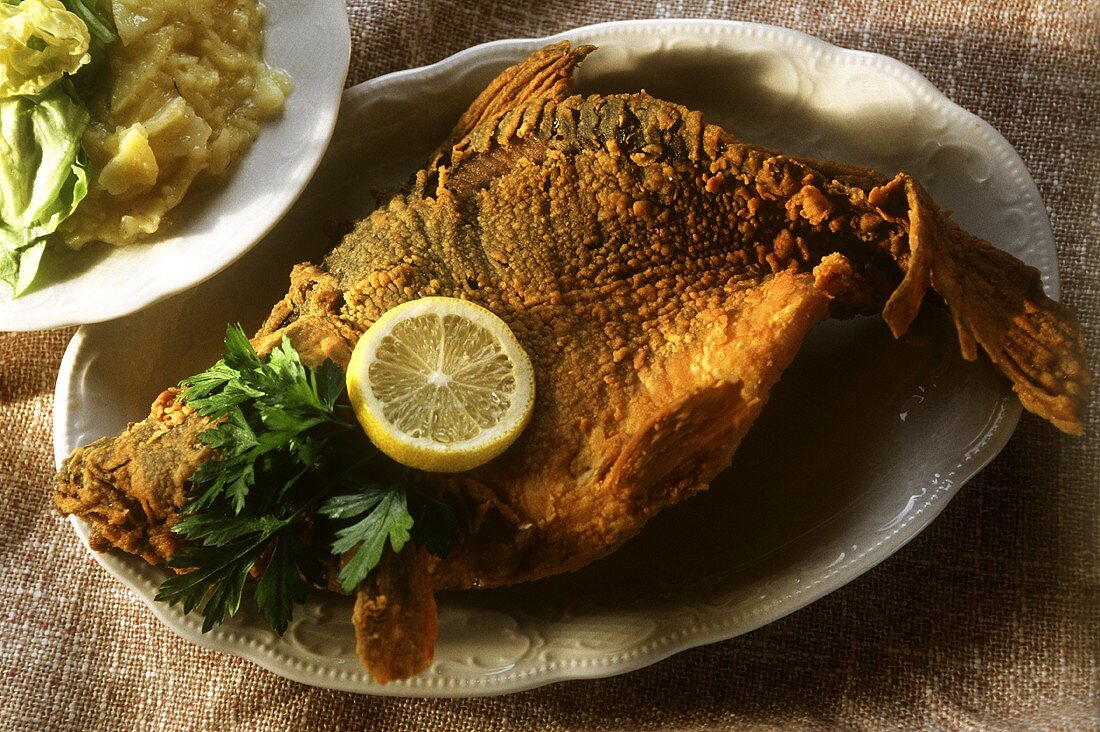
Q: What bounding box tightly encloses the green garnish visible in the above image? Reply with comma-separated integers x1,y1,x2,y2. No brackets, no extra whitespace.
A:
154,324,454,635
158,516,324,634
319,483,414,594
0,0,117,296
181,327,346,514
0,81,90,294
60,0,117,45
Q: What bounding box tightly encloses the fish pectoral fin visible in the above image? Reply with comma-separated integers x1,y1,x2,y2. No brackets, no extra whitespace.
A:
353,546,439,684
608,271,836,518
884,176,1089,435
608,380,752,513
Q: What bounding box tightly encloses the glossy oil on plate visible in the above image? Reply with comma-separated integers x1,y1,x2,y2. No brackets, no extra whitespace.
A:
0,0,350,331
54,20,1056,696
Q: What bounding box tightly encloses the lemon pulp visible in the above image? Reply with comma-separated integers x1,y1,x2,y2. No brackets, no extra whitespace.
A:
346,297,535,473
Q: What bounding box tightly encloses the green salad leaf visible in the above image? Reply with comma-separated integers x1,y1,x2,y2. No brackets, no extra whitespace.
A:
59,0,116,45
0,0,91,98
0,80,89,295
0,0,116,296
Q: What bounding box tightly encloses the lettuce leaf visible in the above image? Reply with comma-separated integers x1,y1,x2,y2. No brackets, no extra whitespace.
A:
0,0,91,98
0,80,89,295
59,0,115,45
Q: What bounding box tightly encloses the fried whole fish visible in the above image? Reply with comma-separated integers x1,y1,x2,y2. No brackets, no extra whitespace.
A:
55,43,1089,683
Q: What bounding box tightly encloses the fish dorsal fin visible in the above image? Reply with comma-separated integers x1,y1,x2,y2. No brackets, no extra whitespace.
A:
439,93,720,199
437,41,594,161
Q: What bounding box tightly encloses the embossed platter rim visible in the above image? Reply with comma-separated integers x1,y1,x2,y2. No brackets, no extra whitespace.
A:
54,19,1053,696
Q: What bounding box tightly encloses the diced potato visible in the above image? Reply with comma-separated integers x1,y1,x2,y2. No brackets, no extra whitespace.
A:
61,0,290,248
98,124,159,194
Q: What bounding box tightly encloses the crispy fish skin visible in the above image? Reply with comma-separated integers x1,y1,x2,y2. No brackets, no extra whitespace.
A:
55,42,1089,683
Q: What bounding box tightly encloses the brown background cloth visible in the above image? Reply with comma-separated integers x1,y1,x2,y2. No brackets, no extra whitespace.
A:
1,0,1097,729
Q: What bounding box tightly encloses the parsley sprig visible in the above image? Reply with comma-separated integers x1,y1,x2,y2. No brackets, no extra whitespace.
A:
155,325,453,635
182,327,346,514
319,483,414,594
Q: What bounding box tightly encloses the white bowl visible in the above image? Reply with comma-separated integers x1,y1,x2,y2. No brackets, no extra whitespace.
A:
0,0,350,331
55,19,1056,696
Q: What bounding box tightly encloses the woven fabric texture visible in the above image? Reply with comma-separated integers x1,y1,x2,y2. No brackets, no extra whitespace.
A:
1,1,1097,729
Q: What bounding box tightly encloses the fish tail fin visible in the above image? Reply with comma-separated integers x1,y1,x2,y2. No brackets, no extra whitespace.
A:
879,175,1089,435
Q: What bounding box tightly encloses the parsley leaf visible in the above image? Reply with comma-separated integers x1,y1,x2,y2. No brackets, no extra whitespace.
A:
409,491,457,560
313,360,345,411
172,513,288,547
320,484,414,593
318,482,455,594
223,323,262,370
178,361,247,409
155,531,272,632
255,534,327,635
159,510,325,634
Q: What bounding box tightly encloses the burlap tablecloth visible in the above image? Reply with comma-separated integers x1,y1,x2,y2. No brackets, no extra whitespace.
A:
1,1,1096,729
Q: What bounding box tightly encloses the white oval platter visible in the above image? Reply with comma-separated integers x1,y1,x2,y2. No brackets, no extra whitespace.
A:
0,0,350,331
54,19,1056,696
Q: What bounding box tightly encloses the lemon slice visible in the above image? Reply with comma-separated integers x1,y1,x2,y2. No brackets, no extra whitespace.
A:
346,297,535,473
